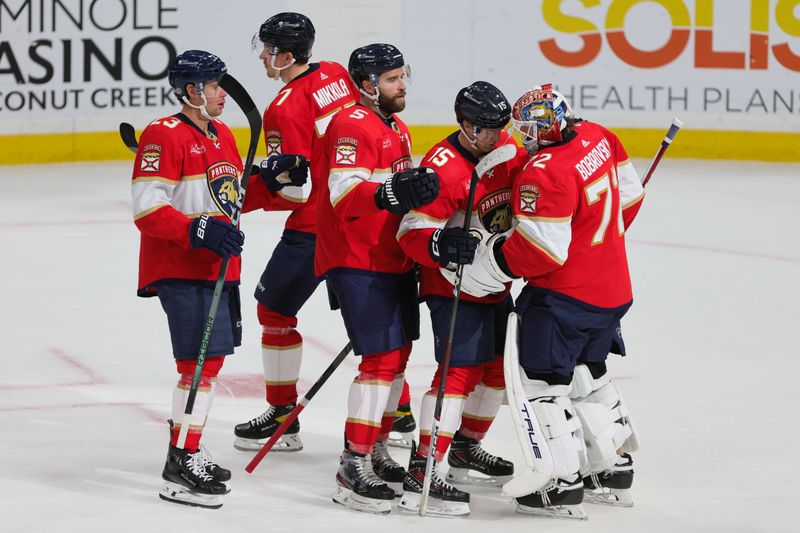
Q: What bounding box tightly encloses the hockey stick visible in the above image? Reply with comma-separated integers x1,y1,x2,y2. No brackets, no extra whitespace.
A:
419,143,517,516
174,73,262,450
641,118,683,187
245,342,354,473
501,312,554,497
119,122,138,153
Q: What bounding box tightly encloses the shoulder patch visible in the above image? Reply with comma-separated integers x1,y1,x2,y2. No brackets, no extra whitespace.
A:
335,142,357,165
519,184,541,214
266,130,282,157
140,143,161,172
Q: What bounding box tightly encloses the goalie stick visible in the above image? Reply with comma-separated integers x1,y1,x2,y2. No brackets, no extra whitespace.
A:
641,118,683,187
173,73,262,450
419,143,518,516
246,342,354,473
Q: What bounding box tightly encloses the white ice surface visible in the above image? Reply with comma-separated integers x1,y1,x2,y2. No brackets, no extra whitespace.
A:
1,158,798,532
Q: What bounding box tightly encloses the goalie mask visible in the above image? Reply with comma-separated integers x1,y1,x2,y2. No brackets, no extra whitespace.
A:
510,84,573,153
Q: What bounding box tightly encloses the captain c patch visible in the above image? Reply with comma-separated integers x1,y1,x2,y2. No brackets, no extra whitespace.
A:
519,184,541,214
140,144,161,172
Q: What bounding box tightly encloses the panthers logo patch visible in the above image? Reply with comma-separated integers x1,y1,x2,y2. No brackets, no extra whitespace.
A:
206,161,241,220
478,189,512,233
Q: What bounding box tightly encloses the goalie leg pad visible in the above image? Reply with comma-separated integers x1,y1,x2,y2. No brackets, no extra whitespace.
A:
571,365,638,474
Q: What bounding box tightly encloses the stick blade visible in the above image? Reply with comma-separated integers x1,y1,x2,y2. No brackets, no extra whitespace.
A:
476,143,517,178
119,122,138,154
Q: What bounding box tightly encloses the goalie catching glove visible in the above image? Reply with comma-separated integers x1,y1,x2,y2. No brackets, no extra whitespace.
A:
375,166,440,215
257,154,309,192
440,229,517,297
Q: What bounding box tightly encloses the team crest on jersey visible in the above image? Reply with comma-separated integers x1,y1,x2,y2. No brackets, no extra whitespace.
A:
190,144,206,155
266,130,282,157
392,155,413,173
478,189,512,233
206,161,241,220
335,143,357,165
519,184,541,214
140,143,161,172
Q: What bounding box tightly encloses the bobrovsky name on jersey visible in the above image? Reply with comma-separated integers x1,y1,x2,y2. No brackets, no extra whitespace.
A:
575,138,612,181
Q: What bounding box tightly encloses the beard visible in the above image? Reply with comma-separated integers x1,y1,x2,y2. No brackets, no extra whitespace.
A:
378,91,406,115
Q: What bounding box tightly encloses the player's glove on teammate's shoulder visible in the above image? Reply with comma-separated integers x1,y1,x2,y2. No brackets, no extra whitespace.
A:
429,227,479,268
257,154,309,192
375,166,440,215
189,214,244,258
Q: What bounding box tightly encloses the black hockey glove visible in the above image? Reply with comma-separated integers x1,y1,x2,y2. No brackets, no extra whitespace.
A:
375,167,440,215
259,154,309,192
429,227,479,267
189,215,244,258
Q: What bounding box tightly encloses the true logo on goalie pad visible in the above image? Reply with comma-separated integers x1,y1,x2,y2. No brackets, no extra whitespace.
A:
140,143,161,172
335,143,356,165
206,161,241,220
519,184,541,214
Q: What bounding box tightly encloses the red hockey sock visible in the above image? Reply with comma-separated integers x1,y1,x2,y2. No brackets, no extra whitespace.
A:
170,356,224,452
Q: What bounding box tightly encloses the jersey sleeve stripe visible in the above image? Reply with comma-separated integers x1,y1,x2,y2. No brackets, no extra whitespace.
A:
396,211,446,239
617,160,645,209
277,181,311,203
513,216,573,265
133,177,227,219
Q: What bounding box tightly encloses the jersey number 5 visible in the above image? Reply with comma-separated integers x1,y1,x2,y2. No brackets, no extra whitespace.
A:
428,147,455,167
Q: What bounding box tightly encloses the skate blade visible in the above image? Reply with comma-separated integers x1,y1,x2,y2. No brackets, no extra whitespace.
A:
515,502,588,521
159,481,223,509
233,434,303,452
446,467,512,488
387,431,413,449
584,488,634,507
332,486,392,515
398,491,470,517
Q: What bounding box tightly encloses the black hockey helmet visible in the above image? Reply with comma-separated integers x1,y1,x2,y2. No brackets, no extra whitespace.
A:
168,50,227,99
258,12,315,60
348,43,405,86
455,81,511,130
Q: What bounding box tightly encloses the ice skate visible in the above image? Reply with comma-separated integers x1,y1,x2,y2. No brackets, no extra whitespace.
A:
371,439,406,494
583,453,634,507
388,402,416,449
446,431,513,487
233,403,302,452
398,444,470,517
167,419,231,483
514,474,587,520
332,449,395,514
159,445,228,509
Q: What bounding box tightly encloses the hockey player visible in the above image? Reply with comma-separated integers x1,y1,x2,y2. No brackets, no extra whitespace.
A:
458,85,643,519
396,81,522,516
233,13,361,453
132,50,246,509
315,43,440,514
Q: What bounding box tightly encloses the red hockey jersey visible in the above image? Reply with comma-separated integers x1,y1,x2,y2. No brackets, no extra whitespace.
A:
247,62,359,232
315,104,415,276
398,132,526,304
132,114,243,296
501,121,645,308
